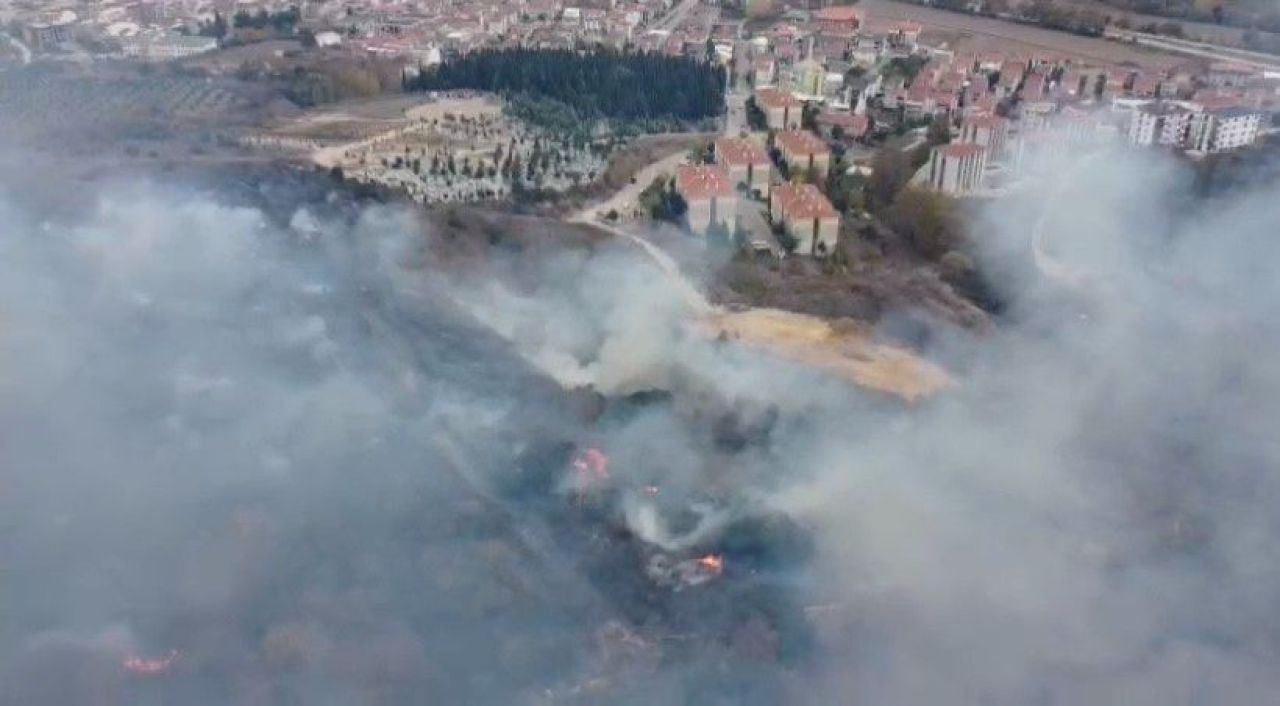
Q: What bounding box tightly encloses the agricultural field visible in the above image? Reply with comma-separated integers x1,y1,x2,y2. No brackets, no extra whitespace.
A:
0,64,266,153
862,0,1187,68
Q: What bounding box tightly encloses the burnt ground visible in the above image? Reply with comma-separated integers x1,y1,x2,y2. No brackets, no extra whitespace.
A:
0,162,826,705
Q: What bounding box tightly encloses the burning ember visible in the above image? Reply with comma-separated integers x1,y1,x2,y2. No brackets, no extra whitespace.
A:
646,553,726,591
696,554,724,574
122,650,179,676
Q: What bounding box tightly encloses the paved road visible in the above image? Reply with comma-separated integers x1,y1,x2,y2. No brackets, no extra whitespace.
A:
649,0,700,33
1105,28,1280,71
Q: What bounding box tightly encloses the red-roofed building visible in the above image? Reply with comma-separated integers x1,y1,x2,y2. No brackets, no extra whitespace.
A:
715,137,772,195
813,6,863,35
774,129,832,179
769,183,840,256
755,87,805,130
890,21,922,49
816,110,870,141
675,165,737,235
927,142,987,194
967,93,1000,117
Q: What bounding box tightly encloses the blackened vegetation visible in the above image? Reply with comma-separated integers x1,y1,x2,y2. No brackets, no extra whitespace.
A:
406,48,727,129
503,435,816,702
0,167,816,704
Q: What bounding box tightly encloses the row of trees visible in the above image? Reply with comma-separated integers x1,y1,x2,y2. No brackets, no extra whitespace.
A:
405,48,727,127
197,7,300,40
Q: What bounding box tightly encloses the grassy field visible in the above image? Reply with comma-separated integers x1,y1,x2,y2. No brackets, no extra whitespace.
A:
861,0,1187,68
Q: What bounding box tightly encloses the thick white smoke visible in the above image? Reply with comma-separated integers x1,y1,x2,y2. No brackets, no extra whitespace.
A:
3,141,1280,706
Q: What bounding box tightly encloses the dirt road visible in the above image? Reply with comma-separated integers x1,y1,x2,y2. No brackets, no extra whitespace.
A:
569,149,690,223
569,218,952,402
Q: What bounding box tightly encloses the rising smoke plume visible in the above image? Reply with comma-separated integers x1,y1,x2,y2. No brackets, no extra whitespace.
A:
2,143,1280,706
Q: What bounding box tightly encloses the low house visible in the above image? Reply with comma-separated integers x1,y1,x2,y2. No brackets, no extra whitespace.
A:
675,165,737,236
715,137,772,196
774,129,832,179
769,183,840,256
754,87,804,130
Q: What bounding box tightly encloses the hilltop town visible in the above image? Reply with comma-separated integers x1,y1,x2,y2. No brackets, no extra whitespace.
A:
1,0,1277,325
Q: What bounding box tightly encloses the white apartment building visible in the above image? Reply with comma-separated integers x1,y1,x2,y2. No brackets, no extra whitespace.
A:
927,142,987,195
1127,103,1191,147
1188,107,1263,153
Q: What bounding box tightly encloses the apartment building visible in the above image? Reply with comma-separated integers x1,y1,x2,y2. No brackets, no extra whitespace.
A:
675,165,737,236
754,87,804,130
715,137,772,196
1128,103,1191,147
769,183,840,256
959,114,1009,158
927,142,988,194
1188,107,1263,153
774,129,831,179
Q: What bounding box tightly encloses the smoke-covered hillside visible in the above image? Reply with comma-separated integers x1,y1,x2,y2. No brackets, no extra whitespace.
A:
3,146,1280,705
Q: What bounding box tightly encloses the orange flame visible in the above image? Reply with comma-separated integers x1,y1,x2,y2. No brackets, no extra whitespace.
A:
122,650,178,676
696,554,724,573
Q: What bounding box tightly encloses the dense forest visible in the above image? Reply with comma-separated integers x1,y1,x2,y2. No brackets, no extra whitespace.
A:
406,48,726,129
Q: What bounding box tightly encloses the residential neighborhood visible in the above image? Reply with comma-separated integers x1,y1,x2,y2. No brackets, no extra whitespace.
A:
1,0,1277,256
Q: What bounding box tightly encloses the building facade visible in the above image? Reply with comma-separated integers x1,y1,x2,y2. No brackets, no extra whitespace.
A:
675,165,737,236
927,142,987,194
769,183,840,256
715,137,772,196
1188,107,1262,152
774,129,831,179
754,87,804,130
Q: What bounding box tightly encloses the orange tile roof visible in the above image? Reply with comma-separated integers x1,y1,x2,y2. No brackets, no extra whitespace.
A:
814,6,863,22
816,111,869,136
774,183,837,220
755,86,804,109
675,165,734,200
775,129,830,156
715,137,770,166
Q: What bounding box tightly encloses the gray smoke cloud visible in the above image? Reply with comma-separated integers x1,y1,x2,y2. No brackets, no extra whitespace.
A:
2,141,1279,706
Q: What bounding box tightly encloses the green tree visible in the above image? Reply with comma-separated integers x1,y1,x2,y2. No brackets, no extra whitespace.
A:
927,114,952,147
869,147,912,210
887,187,960,258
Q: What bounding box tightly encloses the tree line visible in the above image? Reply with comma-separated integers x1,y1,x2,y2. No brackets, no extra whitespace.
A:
405,48,727,127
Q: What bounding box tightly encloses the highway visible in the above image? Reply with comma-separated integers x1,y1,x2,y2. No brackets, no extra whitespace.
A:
649,0,700,33
1105,28,1280,71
